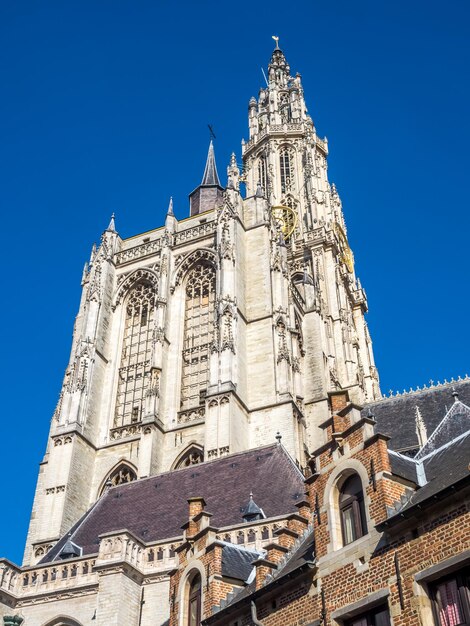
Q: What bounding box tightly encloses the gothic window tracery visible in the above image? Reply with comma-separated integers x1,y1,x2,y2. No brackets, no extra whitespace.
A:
114,282,155,427
181,264,216,410
175,445,204,469
100,464,137,495
280,147,294,194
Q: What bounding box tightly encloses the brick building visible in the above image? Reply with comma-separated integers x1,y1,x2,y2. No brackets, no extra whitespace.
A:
0,41,468,626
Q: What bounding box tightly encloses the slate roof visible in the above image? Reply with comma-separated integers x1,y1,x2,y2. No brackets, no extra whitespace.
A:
207,529,315,621
363,379,470,453
201,140,221,186
379,431,470,528
41,444,304,563
388,450,419,484
415,400,470,459
221,544,260,582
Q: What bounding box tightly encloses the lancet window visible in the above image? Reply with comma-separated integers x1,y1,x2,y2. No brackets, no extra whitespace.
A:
279,92,292,123
181,264,216,410
114,282,155,427
280,147,294,194
257,155,267,193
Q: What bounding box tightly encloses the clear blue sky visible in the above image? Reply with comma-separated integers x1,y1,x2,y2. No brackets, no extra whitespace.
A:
1,0,469,563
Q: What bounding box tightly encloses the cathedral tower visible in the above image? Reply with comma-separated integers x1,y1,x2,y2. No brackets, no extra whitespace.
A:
24,43,380,566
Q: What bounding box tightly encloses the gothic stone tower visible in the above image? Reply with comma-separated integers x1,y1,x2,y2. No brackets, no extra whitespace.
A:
24,44,380,565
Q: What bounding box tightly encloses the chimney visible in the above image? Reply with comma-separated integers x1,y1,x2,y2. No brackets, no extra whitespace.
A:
187,497,206,537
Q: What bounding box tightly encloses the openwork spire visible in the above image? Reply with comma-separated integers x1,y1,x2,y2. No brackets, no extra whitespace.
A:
201,140,221,186
268,42,290,88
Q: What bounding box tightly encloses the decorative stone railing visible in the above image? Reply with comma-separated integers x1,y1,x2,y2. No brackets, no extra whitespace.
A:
18,558,97,596
97,532,145,569
243,123,327,154
215,518,288,552
109,421,142,441
174,221,216,245
304,225,328,245
97,532,180,574
177,406,205,425
0,561,20,595
116,238,162,266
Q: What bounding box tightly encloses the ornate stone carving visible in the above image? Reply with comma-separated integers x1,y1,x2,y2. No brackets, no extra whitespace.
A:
173,248,217,288
115,239,162,266
218,223,235,262
109,423,142,441
114,269,158,307
174,221,216,245
177,407,205,424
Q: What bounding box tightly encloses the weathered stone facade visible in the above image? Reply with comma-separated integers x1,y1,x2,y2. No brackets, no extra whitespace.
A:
24,43,379,569
4,42,467,626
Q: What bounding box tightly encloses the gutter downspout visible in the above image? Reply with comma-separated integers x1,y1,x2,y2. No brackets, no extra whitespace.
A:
251,601,265,626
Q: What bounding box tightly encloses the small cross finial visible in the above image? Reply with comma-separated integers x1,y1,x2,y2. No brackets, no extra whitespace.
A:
275,431,282,444
208,124,216,141
272,35,280,49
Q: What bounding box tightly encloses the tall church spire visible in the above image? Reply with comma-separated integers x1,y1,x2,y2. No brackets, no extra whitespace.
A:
189,140,224,216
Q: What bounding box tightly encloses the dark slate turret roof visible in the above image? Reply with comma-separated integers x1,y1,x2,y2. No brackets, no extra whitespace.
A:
242,493,264,521
221,544,260,582
41,444,304,563
201,140,221,186
363,378,470,453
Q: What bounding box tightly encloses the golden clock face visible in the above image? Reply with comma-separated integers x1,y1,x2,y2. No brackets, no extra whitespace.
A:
271,205,298,239
334,222,354,273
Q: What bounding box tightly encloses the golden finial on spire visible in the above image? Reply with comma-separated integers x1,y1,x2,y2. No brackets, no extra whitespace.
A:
272,35,280,49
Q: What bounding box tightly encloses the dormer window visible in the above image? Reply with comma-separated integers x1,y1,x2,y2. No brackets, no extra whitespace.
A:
339,474,367,545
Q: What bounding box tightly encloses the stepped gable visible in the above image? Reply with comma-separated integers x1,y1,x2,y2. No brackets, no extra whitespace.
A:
362,378,470,453
208,530,316,620
40,444,304,563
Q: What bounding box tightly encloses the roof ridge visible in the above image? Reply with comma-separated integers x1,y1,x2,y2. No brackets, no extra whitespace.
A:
416,423,470,461
368,375,470,404
108,442,283,493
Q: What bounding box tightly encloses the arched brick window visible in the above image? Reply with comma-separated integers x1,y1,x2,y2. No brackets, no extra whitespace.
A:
339,473,367,545
187,571,202,626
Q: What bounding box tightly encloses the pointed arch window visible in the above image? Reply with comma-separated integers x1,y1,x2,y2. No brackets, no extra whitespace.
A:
100,464,137,495
339,474,367,545
257,155,267,193
175,445,204,469
114,283,155,427
280,147,294,194
187,571,202,626
181,264,216,410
